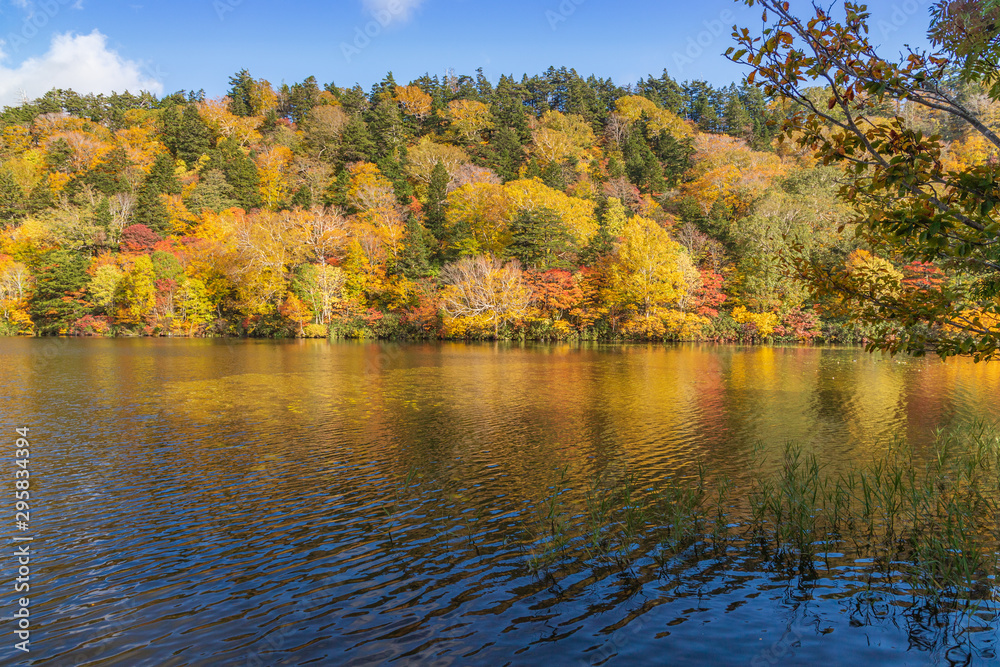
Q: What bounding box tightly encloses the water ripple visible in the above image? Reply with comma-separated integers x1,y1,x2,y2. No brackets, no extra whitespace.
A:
2,340,1000,665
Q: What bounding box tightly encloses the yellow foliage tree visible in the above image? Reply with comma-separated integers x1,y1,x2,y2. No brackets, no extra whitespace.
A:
445,182,511,254
504,178,598,246
5,149,46,194
347,162,396,211
279,292,313,335
31,114,94,141
345,163,405,266
530,111,601,168
0,256,33,334
732,306,779,338
444,178,599,255
943,134,999,172
114,121,165,175
249,79,279,116
447,100,493,142
614,95,693,138
256,145,294,209
440,255,530,338
1,126,32,157
0,218,54,263
604,216,695,325
301,106,348,158
844,249,904,301
165,195,199,234
405,136,469,184
43,130,113,174
117,254,157,325
299,263,346,324
680,134,785,216
176,276,214,334
198,98,262,147
394,85,433,119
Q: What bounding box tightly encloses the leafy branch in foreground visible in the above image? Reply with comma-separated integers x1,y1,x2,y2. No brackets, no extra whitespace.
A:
728,0,1000,359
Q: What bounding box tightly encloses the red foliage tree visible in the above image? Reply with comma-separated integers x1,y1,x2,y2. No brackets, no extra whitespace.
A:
401,281,442,334
773,306,822,342
902,261,946,293
525,269,584,319
120,224,162,253
690,269,727,317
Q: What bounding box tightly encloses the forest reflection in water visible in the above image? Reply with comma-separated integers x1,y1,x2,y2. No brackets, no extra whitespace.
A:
2,339,999,666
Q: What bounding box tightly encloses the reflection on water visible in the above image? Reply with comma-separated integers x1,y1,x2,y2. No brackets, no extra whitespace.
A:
2,339,999,666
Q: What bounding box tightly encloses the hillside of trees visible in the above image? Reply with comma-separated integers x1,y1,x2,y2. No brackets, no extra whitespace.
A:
0,65,980,342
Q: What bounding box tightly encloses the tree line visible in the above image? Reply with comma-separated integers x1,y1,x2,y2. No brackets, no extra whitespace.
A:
0,25,992,353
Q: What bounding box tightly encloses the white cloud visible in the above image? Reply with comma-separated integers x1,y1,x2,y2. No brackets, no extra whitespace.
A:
0,31,162,107
362,0,425,23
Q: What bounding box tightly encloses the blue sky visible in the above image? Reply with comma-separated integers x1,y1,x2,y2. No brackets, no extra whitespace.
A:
0,0,937,106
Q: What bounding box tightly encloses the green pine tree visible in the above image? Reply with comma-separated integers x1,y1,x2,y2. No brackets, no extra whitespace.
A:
134,186,169,234
92,197,113,234
487,126,525,182
397,215,435,279
652,132,694,187
202,138,261,210
606,154,626,180
542,162,567,191
146,152,182,195
289,185,312,209
491,75,530,143
29,249,91,334
82,146,131,196
187,169,238,214
338,115,376,165
227,69,255,117
280,75,322,124
507,207,575,270
133,153,181,234
0,170,25,226
27,181,55,215
580,197,628,264
323,168,351,209
424,161,449,257
724,85,752,139
623,132,663,193
162,104,213,167
45,138,74,172
367,92,409,161
376,153,414,203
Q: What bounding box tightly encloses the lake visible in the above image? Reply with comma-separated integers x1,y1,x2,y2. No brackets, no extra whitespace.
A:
2,339,1000,666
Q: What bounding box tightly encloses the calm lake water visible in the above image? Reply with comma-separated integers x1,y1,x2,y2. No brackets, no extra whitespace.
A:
3,339,1000,666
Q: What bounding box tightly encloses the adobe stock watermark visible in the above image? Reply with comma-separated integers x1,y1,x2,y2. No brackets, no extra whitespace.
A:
546,0,587,31
340,0,410,64
2,0,78,55
874,0,932,39
671,9,734,74
141,61,169,88
214,0,245,21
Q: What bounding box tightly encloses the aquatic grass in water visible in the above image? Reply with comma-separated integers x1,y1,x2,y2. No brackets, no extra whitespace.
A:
739,424,1000,601
365,421,1000,666
384,422,1000,616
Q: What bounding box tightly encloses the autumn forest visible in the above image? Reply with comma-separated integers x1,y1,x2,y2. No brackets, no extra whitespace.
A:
0,65,972,342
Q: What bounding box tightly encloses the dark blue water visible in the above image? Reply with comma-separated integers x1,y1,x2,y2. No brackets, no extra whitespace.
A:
1,339,998,666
